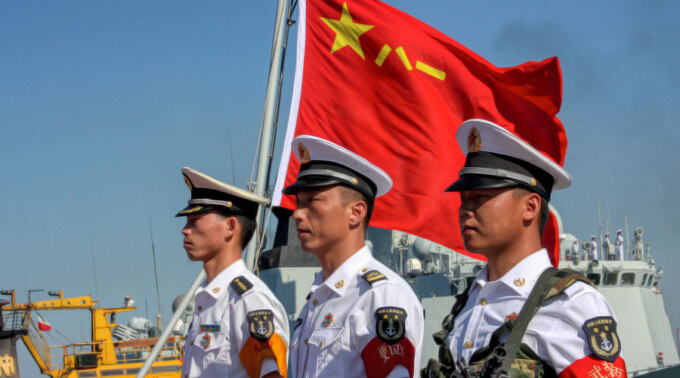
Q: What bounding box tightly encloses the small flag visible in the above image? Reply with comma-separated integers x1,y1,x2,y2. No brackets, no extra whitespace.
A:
37,312,52,331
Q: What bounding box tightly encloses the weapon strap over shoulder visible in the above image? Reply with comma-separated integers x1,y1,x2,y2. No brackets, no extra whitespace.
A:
496,267,593,375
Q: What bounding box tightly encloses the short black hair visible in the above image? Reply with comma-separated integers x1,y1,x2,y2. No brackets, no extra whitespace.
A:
215,209,257,249
338,185,373,229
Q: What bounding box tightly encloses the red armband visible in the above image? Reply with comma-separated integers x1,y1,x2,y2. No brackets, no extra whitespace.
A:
559,355,626,378
361,336,415,378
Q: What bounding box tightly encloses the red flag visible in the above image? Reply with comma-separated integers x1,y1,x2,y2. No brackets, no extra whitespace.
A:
272,0,567,263
37,312,51,331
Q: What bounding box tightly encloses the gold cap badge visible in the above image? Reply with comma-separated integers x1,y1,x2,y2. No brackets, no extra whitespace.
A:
298,143,311,164
467,127,482,153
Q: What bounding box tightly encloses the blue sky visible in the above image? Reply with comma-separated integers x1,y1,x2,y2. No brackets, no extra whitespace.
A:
2,1,679,376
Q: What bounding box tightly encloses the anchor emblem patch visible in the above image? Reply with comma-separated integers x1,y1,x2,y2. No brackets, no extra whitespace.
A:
583,316,621,362
247,310,275,342
375,307,407,345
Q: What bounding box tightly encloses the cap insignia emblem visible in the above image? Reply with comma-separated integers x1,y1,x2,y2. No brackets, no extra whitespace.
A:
183,175,193,190
298,143,311,164
212,287,221,294
514,278,526,287
467,127,482,153
323,313,334,328
335,280,345,289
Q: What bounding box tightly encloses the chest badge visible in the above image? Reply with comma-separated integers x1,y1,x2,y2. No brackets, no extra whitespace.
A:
323,313,334,328
200,334,211,349
583,316,621,362
505,312,518,322
375,307,407,344
199,324,221,332
513,278,526,287
247,310,275,341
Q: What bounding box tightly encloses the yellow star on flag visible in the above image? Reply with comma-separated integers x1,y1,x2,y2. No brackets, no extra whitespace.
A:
320,2,374,59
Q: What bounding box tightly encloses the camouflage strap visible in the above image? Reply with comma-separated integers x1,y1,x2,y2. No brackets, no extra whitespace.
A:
422,286,472,377
496,267,593,376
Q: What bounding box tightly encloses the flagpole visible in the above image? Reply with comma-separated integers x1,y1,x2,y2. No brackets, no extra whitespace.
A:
136,269,206,378
137,2,290,375
245,0,290,271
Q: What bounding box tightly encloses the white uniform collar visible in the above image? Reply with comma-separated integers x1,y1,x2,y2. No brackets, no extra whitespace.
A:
199,259,247,299
470,249,552,296
313,245,371,296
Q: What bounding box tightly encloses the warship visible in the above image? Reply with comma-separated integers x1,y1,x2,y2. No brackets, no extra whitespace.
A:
258,207,680,376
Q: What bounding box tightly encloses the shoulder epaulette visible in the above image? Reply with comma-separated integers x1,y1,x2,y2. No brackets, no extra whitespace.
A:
361,269,388,286
230,276,253,296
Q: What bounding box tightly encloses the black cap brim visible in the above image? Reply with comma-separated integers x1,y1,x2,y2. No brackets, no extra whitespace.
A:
445,175,519,193
175,205,214,217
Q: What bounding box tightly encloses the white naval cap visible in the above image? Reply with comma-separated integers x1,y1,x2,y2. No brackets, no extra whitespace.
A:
445,119,571,200
176,167,269,218
282,135,392,200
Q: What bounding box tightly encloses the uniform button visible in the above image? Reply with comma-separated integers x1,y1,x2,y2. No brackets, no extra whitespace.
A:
190,340,194,345
464,340,473,348
480,298,488,306
197,305,203,311
320,341,325,347
304,339,309,345
312,300,319,306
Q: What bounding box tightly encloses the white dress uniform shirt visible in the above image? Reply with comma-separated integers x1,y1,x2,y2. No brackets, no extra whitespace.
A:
445,249,619,375
615,235,624,260
182,259,289,378
290,246,424,378
591,243,598,261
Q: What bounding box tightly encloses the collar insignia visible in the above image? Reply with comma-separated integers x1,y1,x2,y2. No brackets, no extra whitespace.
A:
467,127,482,153
514,278,526,287
583,316,621,362
212,287,221,294
335,280,345,289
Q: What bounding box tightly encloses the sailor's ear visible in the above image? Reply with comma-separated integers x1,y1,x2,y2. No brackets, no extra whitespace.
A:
347,199,368,228
522,191,542,223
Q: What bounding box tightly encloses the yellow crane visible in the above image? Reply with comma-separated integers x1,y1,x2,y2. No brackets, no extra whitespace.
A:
0,290,182,378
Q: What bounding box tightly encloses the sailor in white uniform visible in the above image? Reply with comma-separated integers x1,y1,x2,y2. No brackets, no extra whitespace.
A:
615,230,625,261
590,236,598,261
178,167,289,378
603,233,613,261
282,135,424,378
425,119,626,377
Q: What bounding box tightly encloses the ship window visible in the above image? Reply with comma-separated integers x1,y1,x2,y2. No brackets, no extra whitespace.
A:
586,273,601,286
647,275,654,287
603,271,618,286
641,273,648,287
621,273,635,286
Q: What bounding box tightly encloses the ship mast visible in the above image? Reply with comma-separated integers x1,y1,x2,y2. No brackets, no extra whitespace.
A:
136,1,292,376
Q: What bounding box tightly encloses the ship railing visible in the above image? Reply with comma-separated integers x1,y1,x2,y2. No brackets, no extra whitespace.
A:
0,309,29,335
28,319,50,368
46,336,184,371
